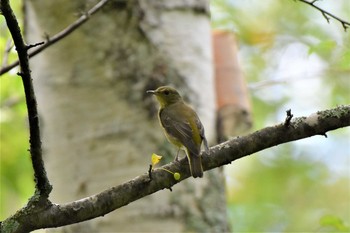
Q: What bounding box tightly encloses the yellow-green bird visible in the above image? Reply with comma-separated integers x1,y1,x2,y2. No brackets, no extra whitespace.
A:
147,86,209,178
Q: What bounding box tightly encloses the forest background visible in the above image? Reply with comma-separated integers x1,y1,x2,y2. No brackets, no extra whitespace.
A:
1,0,349,232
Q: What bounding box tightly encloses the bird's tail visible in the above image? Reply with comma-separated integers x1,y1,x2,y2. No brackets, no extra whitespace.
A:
187,152,203,178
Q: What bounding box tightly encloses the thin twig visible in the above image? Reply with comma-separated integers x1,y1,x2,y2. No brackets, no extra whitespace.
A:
297,0,350,31
148,164,153,181
284,109,294,127
26,41,45,50
0,0,52,197
0,0,111,75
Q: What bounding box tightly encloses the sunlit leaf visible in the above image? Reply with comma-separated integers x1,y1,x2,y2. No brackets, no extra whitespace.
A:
151,153,162,166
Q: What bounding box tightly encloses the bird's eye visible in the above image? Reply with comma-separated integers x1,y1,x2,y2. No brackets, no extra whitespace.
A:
164,90,170,95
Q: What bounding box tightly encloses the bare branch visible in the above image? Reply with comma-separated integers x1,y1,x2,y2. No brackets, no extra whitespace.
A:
0,0,52,197
297,0,350,31
0,0,111,75
26,41,45,50
284,109,293,126
2,105,349,232
321,11,330,23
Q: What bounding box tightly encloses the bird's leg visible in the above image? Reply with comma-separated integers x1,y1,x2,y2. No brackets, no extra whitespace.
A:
174,148,180,162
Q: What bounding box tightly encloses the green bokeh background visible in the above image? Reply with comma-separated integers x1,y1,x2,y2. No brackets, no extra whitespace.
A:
1,1,349,232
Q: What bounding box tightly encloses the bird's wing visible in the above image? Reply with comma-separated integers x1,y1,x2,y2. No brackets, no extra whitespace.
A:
159,105,201,156
197,117,209,153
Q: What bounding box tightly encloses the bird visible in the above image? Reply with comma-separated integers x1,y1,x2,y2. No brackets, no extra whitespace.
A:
147,86,209,178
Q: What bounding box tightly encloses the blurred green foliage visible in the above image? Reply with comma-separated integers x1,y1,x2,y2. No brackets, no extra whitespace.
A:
0,0,349,232
226,144,350,232
320,214,350,231
212,0,350,232
0,0,35,220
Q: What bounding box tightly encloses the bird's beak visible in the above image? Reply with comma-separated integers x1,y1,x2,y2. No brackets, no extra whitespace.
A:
146,90,156,94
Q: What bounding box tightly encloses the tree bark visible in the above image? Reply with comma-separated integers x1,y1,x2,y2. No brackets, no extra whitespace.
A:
25,0,227,232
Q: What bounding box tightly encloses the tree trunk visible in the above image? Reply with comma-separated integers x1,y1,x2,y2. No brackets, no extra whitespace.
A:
25,0,228,232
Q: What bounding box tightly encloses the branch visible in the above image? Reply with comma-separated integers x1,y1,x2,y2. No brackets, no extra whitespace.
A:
297,0,350,31
0,0,52,197
0,0,111,75
2,105,349,232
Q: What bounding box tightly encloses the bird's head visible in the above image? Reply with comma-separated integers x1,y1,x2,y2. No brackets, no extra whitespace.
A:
147,86,183,108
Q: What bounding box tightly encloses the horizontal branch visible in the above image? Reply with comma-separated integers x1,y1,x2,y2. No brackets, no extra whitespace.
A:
2,105,349,232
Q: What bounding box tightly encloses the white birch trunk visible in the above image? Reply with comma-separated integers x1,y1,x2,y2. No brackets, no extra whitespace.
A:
26,0,228,232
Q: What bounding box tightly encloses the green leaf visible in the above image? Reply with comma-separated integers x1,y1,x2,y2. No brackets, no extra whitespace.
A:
337,50,350,70
320,215,350,231
308,40,337,57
